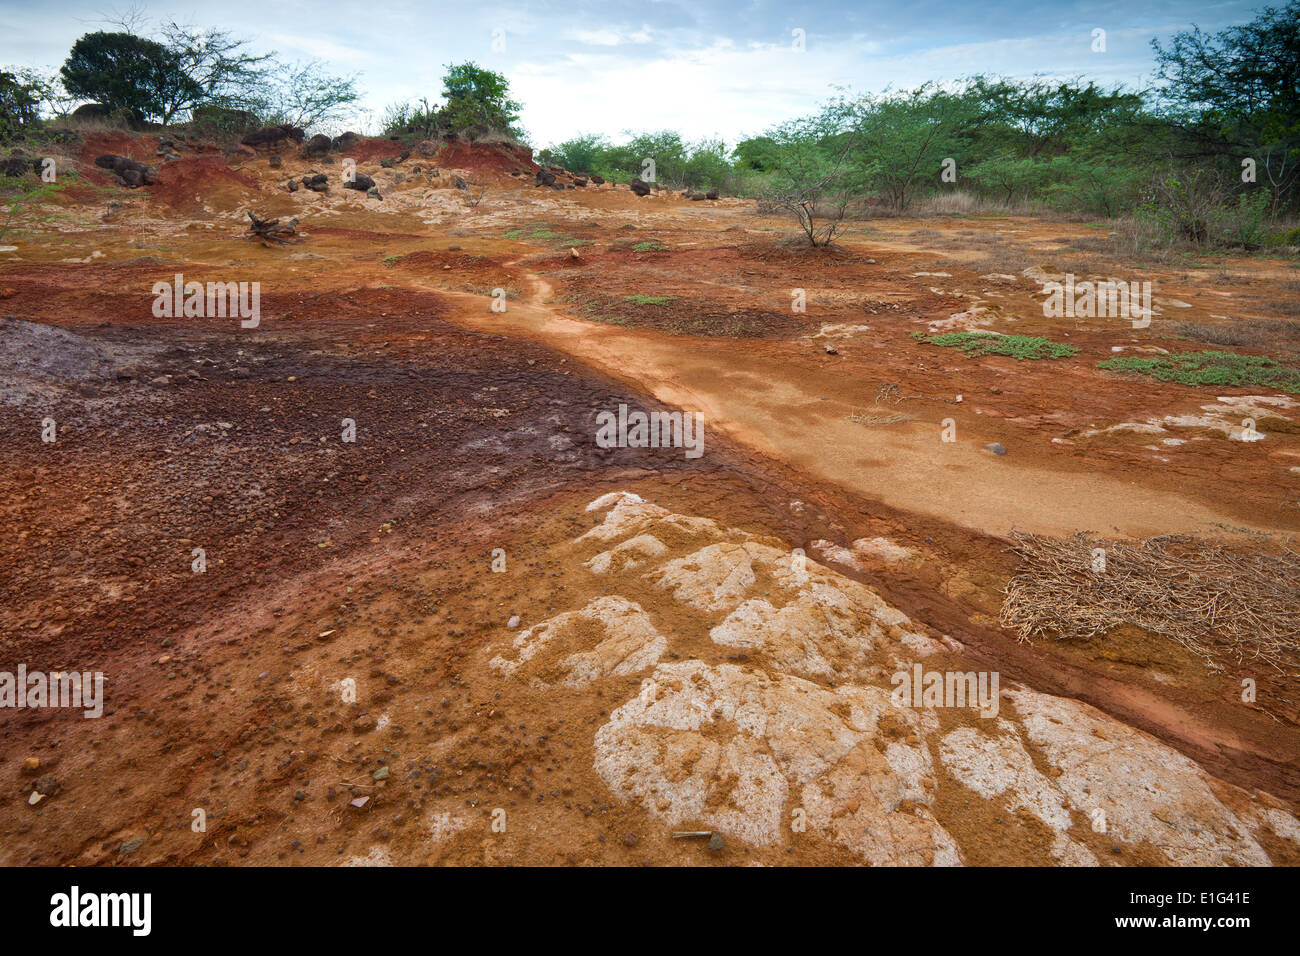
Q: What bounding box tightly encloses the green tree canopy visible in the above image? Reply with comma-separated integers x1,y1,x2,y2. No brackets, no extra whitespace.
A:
60,31,177,122
439,62,521,136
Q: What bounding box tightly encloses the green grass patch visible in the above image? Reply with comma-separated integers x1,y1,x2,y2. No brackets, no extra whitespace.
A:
912,331,1080,360
503,222,590,247
631,239,665,252
624,295,674,306
1097,351,1300,393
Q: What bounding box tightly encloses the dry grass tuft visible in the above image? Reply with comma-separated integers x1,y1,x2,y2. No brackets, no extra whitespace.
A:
1000,532,1300,679
1172,317,1300,352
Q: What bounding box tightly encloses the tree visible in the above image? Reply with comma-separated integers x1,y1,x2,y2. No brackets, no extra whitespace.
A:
381,97,438,138
439,63,521,136
1153,2,1300,210
153,21,273,123
537,134,609,174
971,76,1146,158
732,135,782,171
623,130,688,185
0,68,47,135
844,85,980,211
255,60,360,129
762,111,863,246
60,31,176,121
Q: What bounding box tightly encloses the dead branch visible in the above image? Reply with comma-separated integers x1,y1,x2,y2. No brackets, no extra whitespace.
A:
246,211,299,245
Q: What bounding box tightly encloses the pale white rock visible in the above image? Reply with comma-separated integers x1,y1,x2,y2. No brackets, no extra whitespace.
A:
647,542,758,612
428,811,469,843
585,533,668,575
578,497,726,546
1006,687,1272,866
489,596,665,688
339,846,394,866
595,661,959,864
585,490,644,513
709,583,877,679
940,724,1097,865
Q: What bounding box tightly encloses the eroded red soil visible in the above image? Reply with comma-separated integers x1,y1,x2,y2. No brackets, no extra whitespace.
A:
1,132,1297,866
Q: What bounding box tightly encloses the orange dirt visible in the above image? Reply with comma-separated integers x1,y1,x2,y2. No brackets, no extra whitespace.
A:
1,133,1297,866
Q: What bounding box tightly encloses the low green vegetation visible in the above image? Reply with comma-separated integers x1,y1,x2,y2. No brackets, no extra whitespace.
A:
912,331,1080,360
624,295,674,306
503,223,589,246
531,3,1299,250
631,239,665,252
1098,351,1300,393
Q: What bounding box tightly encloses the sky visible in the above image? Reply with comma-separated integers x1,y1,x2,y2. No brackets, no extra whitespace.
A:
0,0,1274,147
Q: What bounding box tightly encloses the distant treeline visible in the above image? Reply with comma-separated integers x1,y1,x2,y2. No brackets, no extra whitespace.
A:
537,2,1299,246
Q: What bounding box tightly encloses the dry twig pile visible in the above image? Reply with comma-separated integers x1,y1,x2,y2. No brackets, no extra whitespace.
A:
1000,532,1300,678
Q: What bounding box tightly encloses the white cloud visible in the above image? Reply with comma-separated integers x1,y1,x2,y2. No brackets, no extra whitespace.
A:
569,25,655,46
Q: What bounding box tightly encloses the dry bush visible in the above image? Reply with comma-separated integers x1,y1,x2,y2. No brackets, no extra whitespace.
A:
1001,532,1300,680
1173,317,1300,351
935,249,1034,274
916,189,1043,217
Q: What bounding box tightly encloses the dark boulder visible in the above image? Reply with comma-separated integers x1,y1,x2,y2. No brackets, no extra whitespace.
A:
590,174,605,185
241,124,305,150
572,176,588,187
94,154,158,187
344,172,375,192
71,103,113,121
331,131,362,152
629,177,651,197
706,188,719,200
535,168,556,187
301,133,331,158
301,172,329,192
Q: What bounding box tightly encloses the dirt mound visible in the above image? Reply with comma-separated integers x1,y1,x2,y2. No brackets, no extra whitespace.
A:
0,317,159,404
437,140,536,175
335,138,405,163
75,131,161,167
150,155,261,212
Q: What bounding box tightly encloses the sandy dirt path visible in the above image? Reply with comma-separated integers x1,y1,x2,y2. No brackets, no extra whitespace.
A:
430,268,1268,540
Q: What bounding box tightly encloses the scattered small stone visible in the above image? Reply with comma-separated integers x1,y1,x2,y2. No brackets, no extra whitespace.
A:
707,832,725,852
119,836,145,855
985,442,1006,456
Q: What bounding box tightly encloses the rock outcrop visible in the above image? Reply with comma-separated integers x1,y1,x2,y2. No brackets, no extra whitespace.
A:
483,492,1300,866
